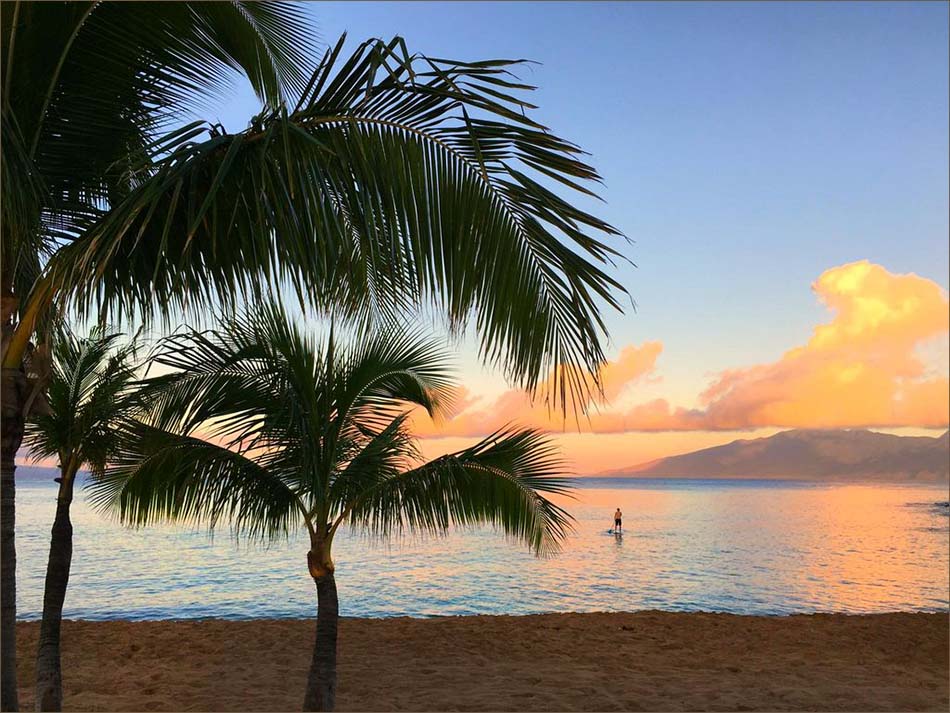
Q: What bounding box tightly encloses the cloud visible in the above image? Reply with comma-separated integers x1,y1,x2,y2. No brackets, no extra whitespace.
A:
602,261,949,431
414,260,949,437
680,260,950,430
411,341,664,437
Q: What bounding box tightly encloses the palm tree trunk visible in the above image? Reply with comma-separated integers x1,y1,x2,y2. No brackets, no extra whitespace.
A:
34,471,76,712
1,367,27,712
302,573,339,712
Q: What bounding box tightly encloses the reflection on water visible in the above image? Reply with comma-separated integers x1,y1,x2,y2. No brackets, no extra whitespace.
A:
13,468,949,620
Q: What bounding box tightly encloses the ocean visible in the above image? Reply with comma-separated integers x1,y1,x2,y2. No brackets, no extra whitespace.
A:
12,466,949,620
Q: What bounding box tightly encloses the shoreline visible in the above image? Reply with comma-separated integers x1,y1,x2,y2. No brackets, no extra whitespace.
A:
16,611,949,711
13,606,950,623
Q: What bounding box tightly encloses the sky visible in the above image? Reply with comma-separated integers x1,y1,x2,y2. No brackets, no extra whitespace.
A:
202,2,949,473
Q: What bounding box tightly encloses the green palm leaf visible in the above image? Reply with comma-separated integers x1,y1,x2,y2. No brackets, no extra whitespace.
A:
49,34,627,407
93,421,302,541
24,326,141,474
1,1,317,323
345,426,574,557
91,306,574,557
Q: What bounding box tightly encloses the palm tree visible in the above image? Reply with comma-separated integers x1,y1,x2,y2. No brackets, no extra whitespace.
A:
24,327,141,711
3,6,624,707
90,305,574,712
1,4,315,706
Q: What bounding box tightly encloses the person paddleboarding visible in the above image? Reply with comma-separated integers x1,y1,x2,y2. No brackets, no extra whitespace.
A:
613,507,623,533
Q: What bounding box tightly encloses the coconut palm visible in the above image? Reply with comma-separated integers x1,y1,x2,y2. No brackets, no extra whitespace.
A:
90,305,574,712
23,327,141,711
1,5,315,706
3,6,624,706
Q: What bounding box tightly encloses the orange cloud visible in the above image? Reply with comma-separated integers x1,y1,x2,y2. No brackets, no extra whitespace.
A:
597,261,949,431
415,260,949,438
413,341,664,437
682,260,950,430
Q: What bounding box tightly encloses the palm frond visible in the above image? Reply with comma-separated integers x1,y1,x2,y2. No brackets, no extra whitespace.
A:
345,426,575,556
49,34,626,408
139,324,291,441
1,1,317,297
23,325,141,471
330,325,456,435
89,419,303,541
133,305,455,498
326,412,418,517
91,308,576,561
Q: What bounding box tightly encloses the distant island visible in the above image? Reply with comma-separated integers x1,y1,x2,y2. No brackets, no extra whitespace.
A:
596,429,950,482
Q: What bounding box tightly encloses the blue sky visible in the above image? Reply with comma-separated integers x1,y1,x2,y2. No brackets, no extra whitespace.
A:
207,2,948,467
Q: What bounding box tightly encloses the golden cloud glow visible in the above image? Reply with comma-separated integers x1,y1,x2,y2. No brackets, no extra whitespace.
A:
683,260,950,430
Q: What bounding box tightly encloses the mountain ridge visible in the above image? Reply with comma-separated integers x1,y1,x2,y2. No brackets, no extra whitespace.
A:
594,428,950,482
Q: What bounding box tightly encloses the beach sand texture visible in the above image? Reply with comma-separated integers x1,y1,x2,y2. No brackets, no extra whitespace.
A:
15,611,949,711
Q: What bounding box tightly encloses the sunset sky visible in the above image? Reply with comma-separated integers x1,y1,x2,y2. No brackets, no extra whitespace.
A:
67,3,950,474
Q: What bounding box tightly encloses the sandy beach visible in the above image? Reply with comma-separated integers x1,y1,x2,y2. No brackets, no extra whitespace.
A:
14,611,948,711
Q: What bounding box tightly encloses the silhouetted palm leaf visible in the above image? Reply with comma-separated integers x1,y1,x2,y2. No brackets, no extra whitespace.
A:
346,426,573,556
24,326,141,475
92,305,574,555
1,1,316,322
49,34,627,408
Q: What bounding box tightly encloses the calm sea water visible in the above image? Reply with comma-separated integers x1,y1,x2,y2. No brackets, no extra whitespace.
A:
13,466,949,620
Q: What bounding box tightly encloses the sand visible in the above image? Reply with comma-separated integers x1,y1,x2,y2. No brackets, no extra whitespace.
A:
14,612,948,711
